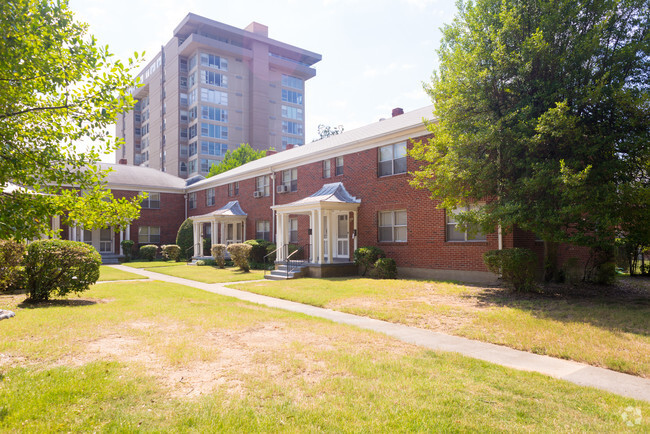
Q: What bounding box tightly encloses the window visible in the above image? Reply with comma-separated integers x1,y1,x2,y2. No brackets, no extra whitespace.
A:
189,159,197,174
200,53,228,70
201,106,228,122
200,70,228,88
283,168,297,192
188,88,197,105
200,158,218,173
378,142,407,177
188,192,196,209
323,160,331,178
201,123,228,139
446,206,486,242
281,89,302,105
282,137,303,149
206,188,215,206
256,220,270,241
189,141,197,156
281,105,303,120
138,226,160,244
256,175,270,196
188,55,197,71
201,140,228,156
289,218,298,243
141,192,160,209
335,156,344,176
282,121,303,135
179,162,187,174
188,72,196,88
282,74,303,89
189,106,197,120
378,210,407,242
189,124,197,139
201,88,228,105
228,182,239,197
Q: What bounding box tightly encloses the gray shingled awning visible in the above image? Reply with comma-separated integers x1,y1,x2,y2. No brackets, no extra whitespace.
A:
272,182,360,211
193,200,247,221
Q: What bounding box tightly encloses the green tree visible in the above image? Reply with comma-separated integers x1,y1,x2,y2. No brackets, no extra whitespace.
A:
207,143,266,177
316,124,344,140
0,0,143,240
410,0,650,275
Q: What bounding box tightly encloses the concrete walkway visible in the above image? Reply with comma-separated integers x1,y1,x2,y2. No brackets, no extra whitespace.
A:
109,264,650,403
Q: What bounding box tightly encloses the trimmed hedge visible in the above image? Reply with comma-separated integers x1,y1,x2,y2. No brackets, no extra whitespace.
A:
211,244,226,268
245,239,276,264
176,218,193,260
227,243,252,272
139,244,158,261
483,248,537,292
0,240,25,291
24,240,101,301
161,244,181,261
120,239,135,261
354,246,386,276
369,257,397,279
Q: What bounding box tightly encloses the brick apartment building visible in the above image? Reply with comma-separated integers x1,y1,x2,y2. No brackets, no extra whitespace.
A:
115,13,321,178
59,105,588,283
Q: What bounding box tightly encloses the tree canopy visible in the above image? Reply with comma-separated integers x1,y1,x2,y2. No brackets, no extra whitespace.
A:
315,124,344,141
0,0,143,240
410,0,650,253
207,143,266,177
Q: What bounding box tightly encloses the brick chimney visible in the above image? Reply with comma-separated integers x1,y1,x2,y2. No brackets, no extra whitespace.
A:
266,149,277,156
392,107,404,117
118,159,128,165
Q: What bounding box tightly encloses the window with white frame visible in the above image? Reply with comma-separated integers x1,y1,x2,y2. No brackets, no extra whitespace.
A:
282,74,303,89
323,160,331,178
283,168,297,192
228,182,239,197
378,210,407,242
201,140,228,156
188,159,197,174
335,156,344,176
200,70,228,88
188,192,196,209
282,121,303,135
281,105,303,120
201,123,228,139
200,88,228,105
200,53,228,70
200,158,218,173
289,218,298,243
378,142,407,177
206,188,215,206
141,192,160,209
138,226,160,244
281,89,302,105
256,220,270,241
256,175,270,196
446,205,486,241
201,106,228,122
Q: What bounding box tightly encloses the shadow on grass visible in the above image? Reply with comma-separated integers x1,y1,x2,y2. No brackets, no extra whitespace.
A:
18,299,98,309
470,276,650,336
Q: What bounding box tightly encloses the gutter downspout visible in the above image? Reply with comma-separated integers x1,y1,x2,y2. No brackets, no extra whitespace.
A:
270,170,276,243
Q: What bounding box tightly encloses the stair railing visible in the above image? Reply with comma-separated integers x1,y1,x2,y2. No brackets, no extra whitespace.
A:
263,244,283,277
285,243,311,279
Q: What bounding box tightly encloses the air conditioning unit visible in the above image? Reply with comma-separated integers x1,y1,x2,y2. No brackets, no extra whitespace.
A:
253,191,263,198
276,185,289,193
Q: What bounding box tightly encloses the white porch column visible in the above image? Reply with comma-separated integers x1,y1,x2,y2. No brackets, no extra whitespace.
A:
79,227,85,243
309,210,315,263
353,210,358,254
69,225,75,241
211,220,217,247
327,210,334,264
125,224,130,241
220,222,226,245
318,209,324,265
51,216,60,238
193,222,200,257
119,229,124,255
243,219,247,241
282,213,290,260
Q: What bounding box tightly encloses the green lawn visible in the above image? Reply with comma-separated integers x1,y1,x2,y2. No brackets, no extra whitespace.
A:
98,265,148,282
128,263,265,283
229,277,650,378
120,260,187,268
0,282,647,431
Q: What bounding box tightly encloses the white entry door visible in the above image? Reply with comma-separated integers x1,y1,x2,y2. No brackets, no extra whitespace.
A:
336,214,349,258
226,222,242,245
82,228,114,253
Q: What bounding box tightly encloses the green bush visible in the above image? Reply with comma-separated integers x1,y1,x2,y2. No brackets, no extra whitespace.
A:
245,239,275,263
595,261,617,285
175,218,193,260
211,244,226,268
354,246,386,276
195,260,206,266
483,248,538,292
24,240,101,302
227,243,252,272
0,240,25,291
265,243,277,263
139,244,158,261
369,257,397,279
161,244,181,261
120,239,135,261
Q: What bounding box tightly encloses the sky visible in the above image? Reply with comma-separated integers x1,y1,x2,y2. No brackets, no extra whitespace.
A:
68,0,458,162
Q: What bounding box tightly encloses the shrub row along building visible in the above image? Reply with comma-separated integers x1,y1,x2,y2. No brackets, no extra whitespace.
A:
56,105,588,283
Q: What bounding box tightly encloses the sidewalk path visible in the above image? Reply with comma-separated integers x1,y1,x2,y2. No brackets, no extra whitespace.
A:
109,265,650,403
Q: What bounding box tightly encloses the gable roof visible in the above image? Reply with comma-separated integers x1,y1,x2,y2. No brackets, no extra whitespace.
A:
100,163,188,192
194,200,247,220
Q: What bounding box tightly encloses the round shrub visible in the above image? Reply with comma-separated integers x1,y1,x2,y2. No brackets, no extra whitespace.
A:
354,246,386,276
120,239,135,261
0,240,26,291
24,240,101,302
175,218,193,260
483,248,538,292
195,260,206,266
227,243,252,272
369,257,397,279
161,244,181,261
139,244,158,261
211,244,227,268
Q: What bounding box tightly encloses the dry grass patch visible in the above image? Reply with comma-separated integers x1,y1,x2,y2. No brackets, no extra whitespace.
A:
231,276,650,377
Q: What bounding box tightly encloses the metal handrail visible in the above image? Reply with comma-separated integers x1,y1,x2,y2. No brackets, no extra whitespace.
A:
185,243,202,264
263,244,284,277
285,243,310,279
